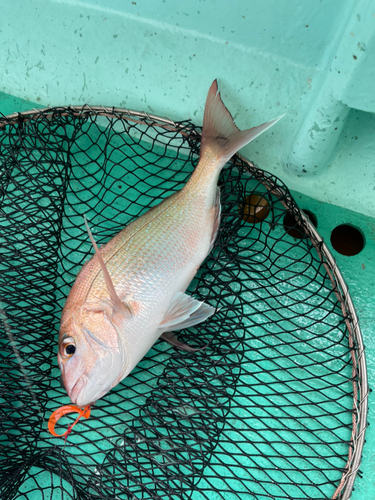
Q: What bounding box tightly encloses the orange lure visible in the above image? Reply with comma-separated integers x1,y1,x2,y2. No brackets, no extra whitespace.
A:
48,404,91,442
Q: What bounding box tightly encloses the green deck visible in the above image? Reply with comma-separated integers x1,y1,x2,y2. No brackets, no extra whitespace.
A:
0,91,373,499
1,0,375,492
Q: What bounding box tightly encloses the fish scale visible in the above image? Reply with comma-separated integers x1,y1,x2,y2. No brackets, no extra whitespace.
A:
90,191,212,301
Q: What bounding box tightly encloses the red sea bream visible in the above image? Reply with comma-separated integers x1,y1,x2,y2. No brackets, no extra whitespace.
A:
58,81,283,406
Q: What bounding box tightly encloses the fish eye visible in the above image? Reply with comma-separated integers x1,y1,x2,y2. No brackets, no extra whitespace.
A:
65,344,76,356
60,337,76,358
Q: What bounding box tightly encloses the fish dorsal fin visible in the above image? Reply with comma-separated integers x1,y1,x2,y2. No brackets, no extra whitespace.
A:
159,292,215,331
84,215,132,318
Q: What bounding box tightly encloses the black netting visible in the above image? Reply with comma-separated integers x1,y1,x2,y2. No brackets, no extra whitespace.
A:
0,107,366,500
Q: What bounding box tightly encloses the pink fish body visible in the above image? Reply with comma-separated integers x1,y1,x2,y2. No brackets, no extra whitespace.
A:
58,81,283,406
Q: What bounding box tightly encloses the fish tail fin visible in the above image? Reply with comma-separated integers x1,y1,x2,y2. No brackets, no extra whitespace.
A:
200,79,284,166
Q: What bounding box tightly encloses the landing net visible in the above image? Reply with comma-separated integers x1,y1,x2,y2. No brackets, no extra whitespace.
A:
0,106,368,500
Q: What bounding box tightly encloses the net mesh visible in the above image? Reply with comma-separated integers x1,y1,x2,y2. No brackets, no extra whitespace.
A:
0,106,367,500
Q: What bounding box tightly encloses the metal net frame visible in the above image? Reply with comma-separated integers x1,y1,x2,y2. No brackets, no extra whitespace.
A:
0,105,368,500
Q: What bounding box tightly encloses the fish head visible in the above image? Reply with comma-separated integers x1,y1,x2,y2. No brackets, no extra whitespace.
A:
58,307,128,406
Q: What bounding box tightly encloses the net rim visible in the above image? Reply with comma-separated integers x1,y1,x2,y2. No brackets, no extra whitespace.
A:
0,104,369,500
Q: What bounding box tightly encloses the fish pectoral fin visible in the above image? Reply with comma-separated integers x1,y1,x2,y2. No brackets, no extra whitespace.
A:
159,292,215,330
160,331,207,352
84,296,133,319
102,297,133,318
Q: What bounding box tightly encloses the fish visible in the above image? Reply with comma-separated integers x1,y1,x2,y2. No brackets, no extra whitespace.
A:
57,80,283,407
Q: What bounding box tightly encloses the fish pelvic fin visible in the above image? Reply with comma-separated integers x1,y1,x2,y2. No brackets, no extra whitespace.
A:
158,293,215,352
200,79,284,166
83,215,132,319
159,292,215,331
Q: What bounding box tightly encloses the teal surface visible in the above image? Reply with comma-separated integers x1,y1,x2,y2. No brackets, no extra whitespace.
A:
1,0,374,495
1,0,375,215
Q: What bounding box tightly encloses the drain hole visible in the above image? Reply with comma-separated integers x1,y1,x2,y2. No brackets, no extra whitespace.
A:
331,224,364,256
240,195,270,224
283,209,317,239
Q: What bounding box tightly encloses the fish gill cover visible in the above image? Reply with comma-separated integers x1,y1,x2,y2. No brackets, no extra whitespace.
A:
0,106,367,500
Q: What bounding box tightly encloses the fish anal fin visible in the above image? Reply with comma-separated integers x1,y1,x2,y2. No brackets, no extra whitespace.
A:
159,292,215,331
161,331,207,352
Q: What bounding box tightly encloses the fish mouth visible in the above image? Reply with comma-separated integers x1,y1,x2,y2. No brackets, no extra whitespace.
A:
69,374,107,407
69,375,88,406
